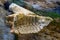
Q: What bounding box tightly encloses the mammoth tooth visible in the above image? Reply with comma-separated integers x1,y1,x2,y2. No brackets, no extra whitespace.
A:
6,3,53,34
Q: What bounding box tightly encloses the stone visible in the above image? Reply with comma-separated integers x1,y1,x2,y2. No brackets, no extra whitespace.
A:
0,6,14,40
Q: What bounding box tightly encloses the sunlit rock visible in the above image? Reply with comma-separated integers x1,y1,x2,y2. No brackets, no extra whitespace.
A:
0,0,5,6
24,0,59,10
6,3,53,34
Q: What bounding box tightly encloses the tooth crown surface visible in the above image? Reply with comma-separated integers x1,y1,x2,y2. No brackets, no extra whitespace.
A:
6,3,53,34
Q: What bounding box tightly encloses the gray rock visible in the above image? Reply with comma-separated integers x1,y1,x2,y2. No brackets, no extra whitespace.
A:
0,7,14,40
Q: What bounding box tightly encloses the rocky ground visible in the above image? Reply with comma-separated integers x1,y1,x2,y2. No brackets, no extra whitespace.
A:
0,0,60,40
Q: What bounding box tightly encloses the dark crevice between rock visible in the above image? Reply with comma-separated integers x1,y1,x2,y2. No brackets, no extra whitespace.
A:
13,33,18,40
56,1,60,5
